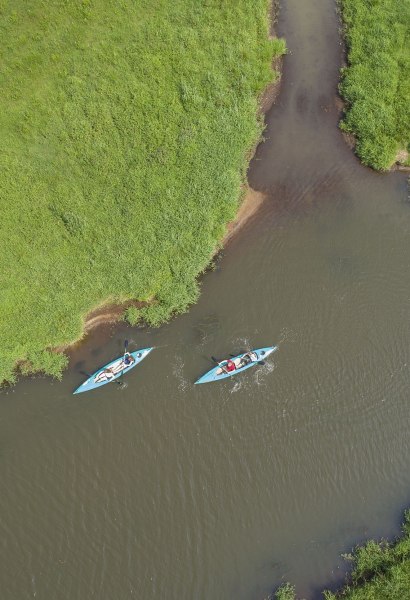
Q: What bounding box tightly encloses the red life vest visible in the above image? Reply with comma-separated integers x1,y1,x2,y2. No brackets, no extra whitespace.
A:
226,360,236,372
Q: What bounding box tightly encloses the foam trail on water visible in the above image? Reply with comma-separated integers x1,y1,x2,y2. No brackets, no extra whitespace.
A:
172,355,189,393
254,361,276,387
229,380,242,394
278,327,296,346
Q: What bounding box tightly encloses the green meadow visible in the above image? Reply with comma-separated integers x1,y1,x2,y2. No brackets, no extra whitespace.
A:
274,510,410,600
0,1,285,383
339,0,410,170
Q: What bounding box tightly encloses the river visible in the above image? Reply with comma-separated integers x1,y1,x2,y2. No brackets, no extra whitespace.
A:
1,0,410,598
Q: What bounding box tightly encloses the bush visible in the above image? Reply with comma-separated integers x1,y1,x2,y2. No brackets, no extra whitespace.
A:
339,0,410,170
124,306,141,326
324,509,410,599
275,583,296,600
20,350,68,380
273,511,410,600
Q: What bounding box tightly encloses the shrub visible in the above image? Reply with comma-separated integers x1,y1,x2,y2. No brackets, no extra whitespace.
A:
339,0,410,170
275,582,296,600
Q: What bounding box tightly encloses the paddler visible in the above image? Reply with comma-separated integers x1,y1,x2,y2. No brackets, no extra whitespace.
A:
225,359,236,372
123,352,134,367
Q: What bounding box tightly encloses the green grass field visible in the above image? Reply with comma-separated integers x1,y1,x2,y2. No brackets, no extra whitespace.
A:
0,1,285,383
274,511,410,600
339,0,410,170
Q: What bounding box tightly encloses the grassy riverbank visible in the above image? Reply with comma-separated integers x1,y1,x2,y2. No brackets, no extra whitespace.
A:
0,1,285,383
274,510,410,600
339,0,410,170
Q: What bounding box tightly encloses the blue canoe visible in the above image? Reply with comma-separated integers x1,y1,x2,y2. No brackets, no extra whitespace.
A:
73,348,154,394
195,346,278,384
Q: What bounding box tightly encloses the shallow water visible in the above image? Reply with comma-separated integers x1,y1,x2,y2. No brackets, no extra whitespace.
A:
1,0,410,598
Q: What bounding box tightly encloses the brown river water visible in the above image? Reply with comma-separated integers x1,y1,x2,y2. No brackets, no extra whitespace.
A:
1,1,410,598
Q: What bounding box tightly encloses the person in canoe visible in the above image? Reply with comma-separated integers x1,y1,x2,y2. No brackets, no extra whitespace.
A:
96,367,115,382
239,352,258,367
123,352,135,367
225,359,236,373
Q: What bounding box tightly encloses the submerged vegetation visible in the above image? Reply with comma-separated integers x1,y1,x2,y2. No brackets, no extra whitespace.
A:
339,0,410,170
0,1,285,383
273,510,410,600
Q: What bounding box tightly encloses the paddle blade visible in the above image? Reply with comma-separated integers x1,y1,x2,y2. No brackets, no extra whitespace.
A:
124,339,129,351
211,356,219,363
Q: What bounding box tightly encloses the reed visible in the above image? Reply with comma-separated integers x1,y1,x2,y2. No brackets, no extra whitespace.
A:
273,510,410,599
339,0,410,170
0,1,285,383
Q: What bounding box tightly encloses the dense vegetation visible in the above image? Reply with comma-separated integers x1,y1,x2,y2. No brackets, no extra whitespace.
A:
0,1,285,383
273,510,410,600
339,0,410,170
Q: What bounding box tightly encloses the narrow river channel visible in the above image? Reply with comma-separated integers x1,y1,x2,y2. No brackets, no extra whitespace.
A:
1,0,410,598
